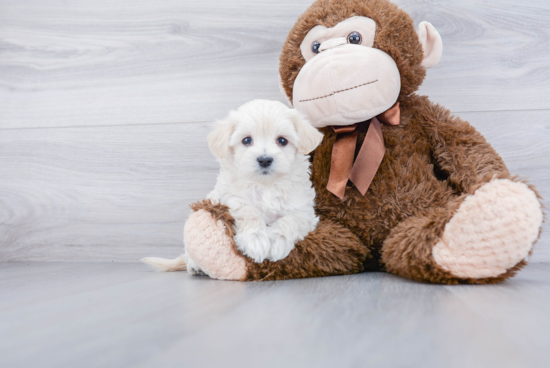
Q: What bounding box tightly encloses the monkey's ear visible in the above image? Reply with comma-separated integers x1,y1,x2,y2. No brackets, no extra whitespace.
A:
278,73,293,107
207,114,237,159
288,109,323,154
417,21,442,69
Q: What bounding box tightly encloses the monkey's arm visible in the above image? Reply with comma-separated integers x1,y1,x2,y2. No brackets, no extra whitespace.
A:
184,200,369,281
416,97,510,193
249,216,369,280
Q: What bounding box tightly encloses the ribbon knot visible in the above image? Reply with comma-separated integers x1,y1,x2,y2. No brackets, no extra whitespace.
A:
326,102,400,199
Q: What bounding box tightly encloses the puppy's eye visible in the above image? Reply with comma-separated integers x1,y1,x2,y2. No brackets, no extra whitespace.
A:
276,137,288,147
347,32,362,44
242,137,253,146
311,41,321,54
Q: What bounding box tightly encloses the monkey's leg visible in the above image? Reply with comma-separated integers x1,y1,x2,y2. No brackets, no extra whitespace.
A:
381,178,543,284
184,200,369,281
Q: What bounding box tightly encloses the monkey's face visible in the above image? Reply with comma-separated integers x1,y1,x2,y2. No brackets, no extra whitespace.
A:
293,16,401,128
279,0,443,129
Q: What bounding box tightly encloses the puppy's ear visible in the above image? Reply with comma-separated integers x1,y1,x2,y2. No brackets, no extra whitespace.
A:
207,114,237,159
288,109,323,154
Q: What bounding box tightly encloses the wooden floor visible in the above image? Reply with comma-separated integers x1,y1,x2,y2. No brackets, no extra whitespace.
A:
1,262,549,368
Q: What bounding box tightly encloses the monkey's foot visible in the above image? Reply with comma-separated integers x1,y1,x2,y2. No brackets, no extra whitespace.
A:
184,202,248,281
432,179,543,279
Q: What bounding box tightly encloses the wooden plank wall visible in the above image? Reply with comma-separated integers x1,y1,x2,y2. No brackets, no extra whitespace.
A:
1,0,549,262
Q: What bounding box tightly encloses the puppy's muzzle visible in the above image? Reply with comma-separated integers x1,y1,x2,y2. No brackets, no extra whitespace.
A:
257,155,273,168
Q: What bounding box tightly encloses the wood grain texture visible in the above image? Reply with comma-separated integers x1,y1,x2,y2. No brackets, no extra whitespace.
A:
0,0,310,129
1,262,549,368
0,122,217,262
0,0,549,129
0,0,549,263
402,0,550,112
0,110,548,263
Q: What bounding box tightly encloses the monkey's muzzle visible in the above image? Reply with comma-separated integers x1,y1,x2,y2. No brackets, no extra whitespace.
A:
293,44,401,129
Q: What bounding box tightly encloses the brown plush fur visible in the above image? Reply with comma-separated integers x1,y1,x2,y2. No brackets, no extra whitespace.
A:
193,0,543,284
273,0,541,284
244,219,370,281
299,93,538,284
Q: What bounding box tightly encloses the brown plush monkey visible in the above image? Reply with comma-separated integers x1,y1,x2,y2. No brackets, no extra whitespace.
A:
183,0,544,284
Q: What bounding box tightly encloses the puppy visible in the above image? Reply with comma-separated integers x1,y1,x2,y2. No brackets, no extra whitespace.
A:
142,99,323,274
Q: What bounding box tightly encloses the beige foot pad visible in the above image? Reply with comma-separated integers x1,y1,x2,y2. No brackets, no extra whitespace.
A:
184,209,247,281
433,179,542,279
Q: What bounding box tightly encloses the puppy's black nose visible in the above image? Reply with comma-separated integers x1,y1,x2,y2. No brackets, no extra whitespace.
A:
257,156,273,168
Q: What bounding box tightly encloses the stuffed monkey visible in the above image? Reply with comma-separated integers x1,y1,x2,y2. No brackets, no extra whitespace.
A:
183,0,544,284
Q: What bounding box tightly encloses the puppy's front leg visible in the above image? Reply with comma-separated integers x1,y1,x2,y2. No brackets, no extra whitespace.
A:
230,204,271,263
267,211,319,262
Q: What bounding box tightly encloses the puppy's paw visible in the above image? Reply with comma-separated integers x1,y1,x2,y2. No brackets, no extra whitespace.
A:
266,234,295,262
235,230,271,263
186,256,207,276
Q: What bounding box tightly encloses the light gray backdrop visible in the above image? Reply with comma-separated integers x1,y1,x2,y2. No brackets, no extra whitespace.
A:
0,0,549,263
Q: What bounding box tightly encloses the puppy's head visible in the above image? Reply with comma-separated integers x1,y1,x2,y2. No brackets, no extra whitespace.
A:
207,100,323,182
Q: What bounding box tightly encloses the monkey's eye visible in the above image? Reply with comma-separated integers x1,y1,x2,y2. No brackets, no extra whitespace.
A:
276,137,288,147
242,137,253,146
348,32,362,44
311,41,321,54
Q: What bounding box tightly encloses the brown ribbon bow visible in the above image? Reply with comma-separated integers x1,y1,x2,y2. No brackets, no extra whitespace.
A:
326,102,400,199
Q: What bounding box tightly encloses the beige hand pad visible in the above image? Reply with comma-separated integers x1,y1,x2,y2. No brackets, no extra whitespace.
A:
184,209,247,281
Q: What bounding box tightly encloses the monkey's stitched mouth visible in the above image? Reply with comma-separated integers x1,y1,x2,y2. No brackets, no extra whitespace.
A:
298,80,378,103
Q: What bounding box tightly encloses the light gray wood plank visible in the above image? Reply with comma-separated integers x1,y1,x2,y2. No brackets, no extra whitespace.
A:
1,0,549,130
0,121,218,262
401,0,550,113
143,268,550,368
0,0,310,129
0,263,549,368
0,109,548,263
0,263,256,368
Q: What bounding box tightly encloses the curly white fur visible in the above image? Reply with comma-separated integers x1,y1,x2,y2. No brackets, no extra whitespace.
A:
142,100,323,272
206,99,323,263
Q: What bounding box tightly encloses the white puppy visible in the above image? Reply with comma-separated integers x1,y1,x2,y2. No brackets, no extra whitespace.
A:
143,100,323,273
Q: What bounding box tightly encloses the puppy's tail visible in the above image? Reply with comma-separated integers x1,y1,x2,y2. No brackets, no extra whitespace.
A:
141,254,188,272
